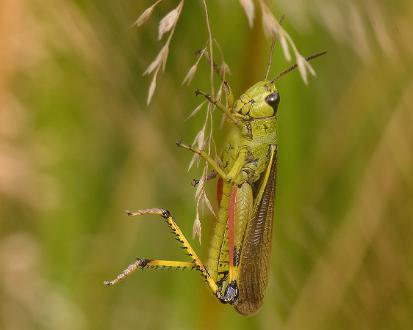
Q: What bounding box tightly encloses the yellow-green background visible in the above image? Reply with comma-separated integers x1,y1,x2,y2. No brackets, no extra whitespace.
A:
1,1,412,329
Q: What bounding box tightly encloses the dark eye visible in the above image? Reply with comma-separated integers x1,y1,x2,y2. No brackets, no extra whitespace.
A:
265,92,280,113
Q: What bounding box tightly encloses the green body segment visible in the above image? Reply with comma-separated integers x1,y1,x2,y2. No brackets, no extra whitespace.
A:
207,81,279,314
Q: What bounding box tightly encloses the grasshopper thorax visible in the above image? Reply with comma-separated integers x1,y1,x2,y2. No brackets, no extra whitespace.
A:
234,80,280,120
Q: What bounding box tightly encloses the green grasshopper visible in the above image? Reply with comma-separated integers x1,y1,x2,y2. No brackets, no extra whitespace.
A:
104,51,326,315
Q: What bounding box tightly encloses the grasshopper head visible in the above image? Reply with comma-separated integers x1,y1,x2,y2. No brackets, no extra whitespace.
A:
234,80,280,119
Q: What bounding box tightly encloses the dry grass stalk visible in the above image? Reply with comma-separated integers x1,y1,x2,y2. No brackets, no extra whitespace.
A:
239,0,255,28
136,0,184,104
256,0,318,83
133,0,163,28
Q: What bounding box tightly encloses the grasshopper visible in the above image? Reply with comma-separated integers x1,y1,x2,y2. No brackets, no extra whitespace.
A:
104,51,326,315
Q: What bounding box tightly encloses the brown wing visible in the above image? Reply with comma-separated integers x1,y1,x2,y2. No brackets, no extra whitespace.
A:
235,148,277,315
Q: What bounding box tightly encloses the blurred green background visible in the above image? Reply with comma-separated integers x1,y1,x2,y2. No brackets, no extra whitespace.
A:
1,0,412,329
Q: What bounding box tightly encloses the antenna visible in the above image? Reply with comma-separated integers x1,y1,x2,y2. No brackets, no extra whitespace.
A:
264,38,276,80
271,51,327,82
264,15,285,80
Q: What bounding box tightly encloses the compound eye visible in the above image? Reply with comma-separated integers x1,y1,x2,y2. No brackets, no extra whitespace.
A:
265,92,280,113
